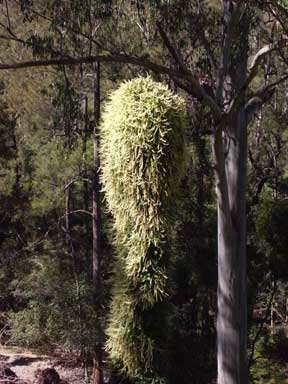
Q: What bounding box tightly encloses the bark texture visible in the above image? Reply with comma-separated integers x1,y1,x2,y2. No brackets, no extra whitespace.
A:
214,2,249,383
214,108,248,384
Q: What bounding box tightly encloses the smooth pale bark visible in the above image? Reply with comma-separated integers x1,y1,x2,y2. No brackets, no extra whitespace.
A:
228,108,248,384
214,3,249,382
213,104,248,384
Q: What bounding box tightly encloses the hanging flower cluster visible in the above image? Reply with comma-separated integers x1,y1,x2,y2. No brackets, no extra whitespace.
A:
100,76,186,382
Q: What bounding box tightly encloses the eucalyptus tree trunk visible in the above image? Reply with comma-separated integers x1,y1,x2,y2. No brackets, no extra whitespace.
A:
213,2,249,383
213,106,248,384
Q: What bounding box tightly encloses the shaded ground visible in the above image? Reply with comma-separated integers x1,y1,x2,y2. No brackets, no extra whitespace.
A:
0,346,86,384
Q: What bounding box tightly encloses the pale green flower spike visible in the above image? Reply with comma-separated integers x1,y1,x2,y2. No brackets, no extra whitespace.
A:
100,76,187,383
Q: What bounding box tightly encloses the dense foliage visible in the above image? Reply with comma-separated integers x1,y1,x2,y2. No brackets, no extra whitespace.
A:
101,77,186,382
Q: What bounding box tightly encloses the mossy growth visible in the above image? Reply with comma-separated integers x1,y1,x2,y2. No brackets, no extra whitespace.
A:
100,76,187,382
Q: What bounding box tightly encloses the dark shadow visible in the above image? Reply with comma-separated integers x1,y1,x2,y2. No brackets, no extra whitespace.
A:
10,356,48,366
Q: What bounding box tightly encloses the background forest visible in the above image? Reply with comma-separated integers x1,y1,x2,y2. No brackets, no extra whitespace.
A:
0,1,288,384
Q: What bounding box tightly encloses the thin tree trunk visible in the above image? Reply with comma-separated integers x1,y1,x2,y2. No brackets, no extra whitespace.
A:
82,95,89,226
65,182,83,337
12,120,20,198
92,62,104,384
82,95,90,268
92,66,101,290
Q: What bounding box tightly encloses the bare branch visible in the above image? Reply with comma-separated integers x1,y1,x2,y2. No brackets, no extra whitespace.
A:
64,177,90,190
150,22,221,118
248,36,288,81
198,30,218,74
156,21,184,69
4,0,11,30
69,209,93,216
192,6,218,74
245,91,275,123
0,52,222,119
267,5,288,35
260,72,288,92
216,0,243,101
264,0,288,29
217,37,288,129
245,72,288,120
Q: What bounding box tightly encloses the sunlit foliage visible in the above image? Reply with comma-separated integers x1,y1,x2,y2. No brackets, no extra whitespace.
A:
100,76,186,382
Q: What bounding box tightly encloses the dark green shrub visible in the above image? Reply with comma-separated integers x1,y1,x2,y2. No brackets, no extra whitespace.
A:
256,199,288,279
